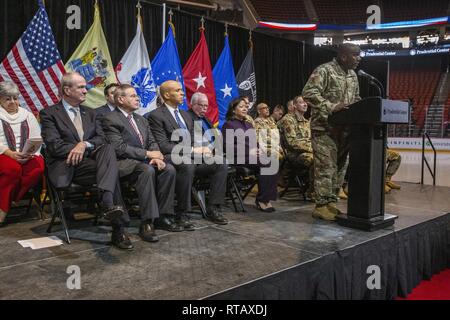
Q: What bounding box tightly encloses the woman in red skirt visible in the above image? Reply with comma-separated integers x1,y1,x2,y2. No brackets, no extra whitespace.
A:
0,81,44,225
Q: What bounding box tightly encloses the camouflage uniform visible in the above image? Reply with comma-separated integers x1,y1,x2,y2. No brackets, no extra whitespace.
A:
386,149,401,178
302,58,361,206
254,116,283,160
279,113,314,195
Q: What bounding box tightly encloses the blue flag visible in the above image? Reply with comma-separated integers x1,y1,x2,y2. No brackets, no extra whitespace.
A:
212,35,239,128
151,25,188,110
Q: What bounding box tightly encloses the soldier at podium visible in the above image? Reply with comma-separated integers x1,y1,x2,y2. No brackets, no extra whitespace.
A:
302,43,362,221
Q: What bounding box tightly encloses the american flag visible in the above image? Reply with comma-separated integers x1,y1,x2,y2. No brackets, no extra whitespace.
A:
0,1,65,115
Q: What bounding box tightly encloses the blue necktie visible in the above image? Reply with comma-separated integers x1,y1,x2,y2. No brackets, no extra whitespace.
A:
201,118,213,144
174,109,187,130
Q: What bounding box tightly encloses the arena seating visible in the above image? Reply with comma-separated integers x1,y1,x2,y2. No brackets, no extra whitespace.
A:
443,94,450,137
389,70,441,130
248,0,309,22
248,0,448,25
382,0,447,22
313,0,373,24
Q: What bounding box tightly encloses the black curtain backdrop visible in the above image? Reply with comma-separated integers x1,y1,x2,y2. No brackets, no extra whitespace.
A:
0,0,387,109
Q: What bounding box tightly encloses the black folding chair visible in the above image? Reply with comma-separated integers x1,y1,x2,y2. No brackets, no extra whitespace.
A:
278,131,309,200
42,146,101,244
191,166,246,217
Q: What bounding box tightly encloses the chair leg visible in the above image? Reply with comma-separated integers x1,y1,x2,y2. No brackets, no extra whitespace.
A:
192,186,208,218
295,175,307,201
279,183,290,198
227,182,238,212
242,181,257,201
230,177,246,212
47,188,71,244
25,196,34,216
40,190,48,212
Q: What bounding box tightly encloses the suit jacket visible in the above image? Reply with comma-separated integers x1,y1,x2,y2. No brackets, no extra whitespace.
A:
40,102,105,188
187,109,213,129
147,104,194,159
95,104,114,117
102,108,160,177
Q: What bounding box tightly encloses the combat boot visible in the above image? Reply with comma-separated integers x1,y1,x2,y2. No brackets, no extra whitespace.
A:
312,205,336,221
386,179,401,190
384,184,391,193
327,202,343,216
338,187,348,200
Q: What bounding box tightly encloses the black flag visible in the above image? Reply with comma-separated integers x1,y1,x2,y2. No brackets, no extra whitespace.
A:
236,48,257,110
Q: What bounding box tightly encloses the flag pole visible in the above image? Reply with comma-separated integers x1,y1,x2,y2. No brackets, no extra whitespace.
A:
224,23,228,37
162,3,166,43
249,29,253,49
168,9,176,38
136,1,143,31
200,16,205,31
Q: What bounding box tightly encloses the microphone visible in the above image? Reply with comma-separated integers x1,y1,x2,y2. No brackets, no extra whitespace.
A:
357,69,376,81
357,69,385,98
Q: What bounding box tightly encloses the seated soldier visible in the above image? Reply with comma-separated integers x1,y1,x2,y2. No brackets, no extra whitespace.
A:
270,104,284,123
254,102,283,161
385,149,401,193
279,96,314,199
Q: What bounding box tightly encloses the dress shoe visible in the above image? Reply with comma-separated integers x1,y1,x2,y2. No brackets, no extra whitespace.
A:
175,214,195,231
139,223,159,242
255,200,274,213
206,207,228,225
312,205,336,221
111,232,134,250
154,216,184,232
101,205,125,221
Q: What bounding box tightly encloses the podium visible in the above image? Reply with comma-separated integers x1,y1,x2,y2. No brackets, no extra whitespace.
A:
328,97,409,231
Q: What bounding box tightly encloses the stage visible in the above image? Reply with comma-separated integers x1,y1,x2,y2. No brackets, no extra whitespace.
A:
0,182,449,300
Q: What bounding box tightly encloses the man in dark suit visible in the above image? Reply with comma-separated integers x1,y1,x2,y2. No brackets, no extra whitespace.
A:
95,83,119,117
102,84,179,239
147,80,228,227
40,72,132,250
187,92,222,149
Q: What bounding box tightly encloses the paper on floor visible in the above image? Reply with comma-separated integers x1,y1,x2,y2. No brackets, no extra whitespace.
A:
18,236,63,250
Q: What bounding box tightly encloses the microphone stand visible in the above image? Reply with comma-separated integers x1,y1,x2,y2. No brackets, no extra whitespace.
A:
368,77,385,99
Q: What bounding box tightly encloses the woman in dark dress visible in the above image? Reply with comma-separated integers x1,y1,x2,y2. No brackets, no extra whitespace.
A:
222,97,279,212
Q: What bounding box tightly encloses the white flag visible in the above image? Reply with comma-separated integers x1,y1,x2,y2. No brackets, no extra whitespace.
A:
116,20,157,114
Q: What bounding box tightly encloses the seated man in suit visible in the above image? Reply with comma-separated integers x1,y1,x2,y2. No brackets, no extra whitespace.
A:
147,80,228,228
102,84,178,239
95,83,119,117
40,72,132,250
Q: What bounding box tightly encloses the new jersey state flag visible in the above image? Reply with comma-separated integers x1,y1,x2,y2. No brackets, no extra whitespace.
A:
182,29,219,125
116,18,157,114
65,2,117,108
151,24,188,110
212,35,238,128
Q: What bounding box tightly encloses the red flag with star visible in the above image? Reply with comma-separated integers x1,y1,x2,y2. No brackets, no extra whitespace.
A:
182,30,219,124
